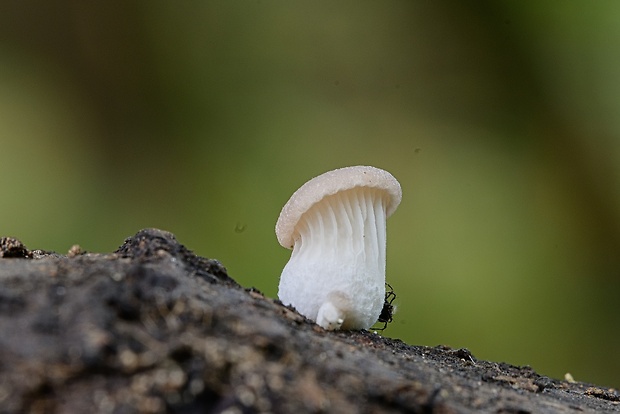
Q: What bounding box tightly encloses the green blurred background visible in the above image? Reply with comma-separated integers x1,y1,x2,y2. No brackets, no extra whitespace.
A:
1,1,619,388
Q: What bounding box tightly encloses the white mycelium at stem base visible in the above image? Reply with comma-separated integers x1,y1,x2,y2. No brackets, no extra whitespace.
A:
276,166,401,330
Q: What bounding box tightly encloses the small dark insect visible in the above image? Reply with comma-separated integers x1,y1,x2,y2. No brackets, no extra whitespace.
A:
373,283,396,331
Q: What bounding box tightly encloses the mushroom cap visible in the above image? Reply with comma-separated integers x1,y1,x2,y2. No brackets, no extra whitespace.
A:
276,165,402,249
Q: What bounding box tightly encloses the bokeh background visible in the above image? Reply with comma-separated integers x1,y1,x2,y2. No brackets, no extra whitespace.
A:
1,1,619,388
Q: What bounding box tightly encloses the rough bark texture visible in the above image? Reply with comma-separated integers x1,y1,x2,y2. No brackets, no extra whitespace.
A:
0,229,618,413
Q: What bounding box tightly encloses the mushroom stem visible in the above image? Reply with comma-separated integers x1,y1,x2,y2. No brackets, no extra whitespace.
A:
278,188,388,330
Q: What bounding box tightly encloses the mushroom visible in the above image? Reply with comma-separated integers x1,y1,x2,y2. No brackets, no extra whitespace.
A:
275,166,402,330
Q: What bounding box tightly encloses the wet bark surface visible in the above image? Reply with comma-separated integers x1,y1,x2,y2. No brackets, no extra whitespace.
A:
0,228,618,413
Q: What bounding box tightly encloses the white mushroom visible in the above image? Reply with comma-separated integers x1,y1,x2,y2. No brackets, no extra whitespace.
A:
275,166,402,330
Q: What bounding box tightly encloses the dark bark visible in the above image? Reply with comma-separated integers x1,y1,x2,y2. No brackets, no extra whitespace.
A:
0,229,618,413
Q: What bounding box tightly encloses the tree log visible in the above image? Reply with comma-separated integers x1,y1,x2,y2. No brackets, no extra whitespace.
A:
0,229,618,413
